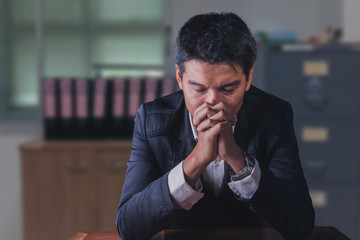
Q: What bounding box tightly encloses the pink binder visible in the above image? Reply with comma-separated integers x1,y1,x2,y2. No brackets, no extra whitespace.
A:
113,78,125,118
129,77,141,117
60,78,72,119
75,78,88,119
162,77,175,97
44,78,56,118
94,78,106,119
144,77,158,103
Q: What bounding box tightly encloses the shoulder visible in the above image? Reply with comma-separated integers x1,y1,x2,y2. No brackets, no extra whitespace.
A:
136,90,185,137
143,90,184,114
245,85,293,130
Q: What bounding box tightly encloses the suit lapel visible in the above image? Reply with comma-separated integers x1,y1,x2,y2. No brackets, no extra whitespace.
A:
173,103,196,167
234,97,252,152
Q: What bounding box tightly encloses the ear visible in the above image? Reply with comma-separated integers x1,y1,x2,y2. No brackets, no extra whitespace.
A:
245,67,254,91
175,64,183,90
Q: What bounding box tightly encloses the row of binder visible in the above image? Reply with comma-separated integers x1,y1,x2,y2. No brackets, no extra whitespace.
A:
43,77,176,140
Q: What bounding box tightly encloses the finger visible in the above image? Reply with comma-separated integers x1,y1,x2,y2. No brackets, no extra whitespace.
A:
211,102,231,113
210,102,237,124
193,103,218,126
193,102,212,117
209,109,236,125
193,103,208,125
197,117,221,132
208,121,232,136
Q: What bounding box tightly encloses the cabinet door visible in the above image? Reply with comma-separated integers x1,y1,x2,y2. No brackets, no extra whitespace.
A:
96,150,129,230
58,150,97,239
22,151,64,240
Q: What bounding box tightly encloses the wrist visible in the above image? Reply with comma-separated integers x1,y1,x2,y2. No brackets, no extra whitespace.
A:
183,147,209,187
229,152,256,182
223,147,245,173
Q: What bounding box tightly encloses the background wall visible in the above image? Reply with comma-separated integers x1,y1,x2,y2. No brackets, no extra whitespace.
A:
0,0,359,239
163,0,343,75
0,123,41,240
343,0,360,42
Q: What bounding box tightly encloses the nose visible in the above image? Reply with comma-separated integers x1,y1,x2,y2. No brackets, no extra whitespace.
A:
206,90,218,105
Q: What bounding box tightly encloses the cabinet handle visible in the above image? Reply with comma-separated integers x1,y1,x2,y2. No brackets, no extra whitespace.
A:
104,161,126,172
304,160,326,178
65,160,89,171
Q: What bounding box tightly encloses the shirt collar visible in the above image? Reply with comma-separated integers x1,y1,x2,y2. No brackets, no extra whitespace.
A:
189,112,199,141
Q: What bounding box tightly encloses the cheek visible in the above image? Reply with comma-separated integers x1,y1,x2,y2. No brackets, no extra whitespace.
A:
225,94,245,114
183,92,204,115
189,96,204,110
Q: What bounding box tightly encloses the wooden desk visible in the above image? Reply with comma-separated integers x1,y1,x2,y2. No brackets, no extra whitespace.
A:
70,226,349,240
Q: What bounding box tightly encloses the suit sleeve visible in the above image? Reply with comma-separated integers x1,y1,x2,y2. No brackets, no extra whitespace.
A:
116,105,182,240
243,104,315,240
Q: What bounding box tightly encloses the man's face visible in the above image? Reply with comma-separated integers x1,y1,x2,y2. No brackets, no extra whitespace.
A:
176,59,253,118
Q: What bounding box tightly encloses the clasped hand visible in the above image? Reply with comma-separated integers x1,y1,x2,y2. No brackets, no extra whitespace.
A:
193,102,245,172
183,102,245,187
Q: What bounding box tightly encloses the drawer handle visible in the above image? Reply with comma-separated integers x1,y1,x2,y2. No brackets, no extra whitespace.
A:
104,161,126,172
65,161,89,171
304,160,326,177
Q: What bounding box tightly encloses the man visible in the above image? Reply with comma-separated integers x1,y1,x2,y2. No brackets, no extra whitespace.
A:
116,12,314,240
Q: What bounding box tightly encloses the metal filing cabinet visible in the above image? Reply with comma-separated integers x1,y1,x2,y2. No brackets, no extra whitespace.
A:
265,43,360,240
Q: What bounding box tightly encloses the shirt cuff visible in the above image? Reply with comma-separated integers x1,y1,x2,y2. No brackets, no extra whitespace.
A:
168,161,204,210
228,159,261,200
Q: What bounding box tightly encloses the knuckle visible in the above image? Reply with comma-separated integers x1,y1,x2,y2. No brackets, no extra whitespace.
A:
219,110,225,118
215,122,222,130
202,120,208,127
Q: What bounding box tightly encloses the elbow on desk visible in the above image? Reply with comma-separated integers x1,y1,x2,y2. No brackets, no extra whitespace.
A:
115,206,127,240
115,204,145,240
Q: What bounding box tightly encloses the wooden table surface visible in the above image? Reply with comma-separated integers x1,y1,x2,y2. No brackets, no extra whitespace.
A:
69,226,349,240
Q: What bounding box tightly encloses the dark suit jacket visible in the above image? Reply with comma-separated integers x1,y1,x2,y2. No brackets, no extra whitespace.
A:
116,86,314,240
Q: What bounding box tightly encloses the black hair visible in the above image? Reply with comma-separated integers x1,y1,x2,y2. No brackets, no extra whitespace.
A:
175,12,257,80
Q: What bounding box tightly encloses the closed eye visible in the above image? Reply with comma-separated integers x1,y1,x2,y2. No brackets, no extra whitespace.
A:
219,80,240,94
194,88,206,93
221,88,234,94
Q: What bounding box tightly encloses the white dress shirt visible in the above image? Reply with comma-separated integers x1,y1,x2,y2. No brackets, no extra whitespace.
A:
168,113,261,210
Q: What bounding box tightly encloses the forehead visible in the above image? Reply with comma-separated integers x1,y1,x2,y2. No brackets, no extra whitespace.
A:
183,60,245,84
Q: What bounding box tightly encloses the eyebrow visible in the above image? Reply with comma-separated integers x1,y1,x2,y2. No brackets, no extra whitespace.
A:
188,80,205,87
188,80,241,88
220,80,241,88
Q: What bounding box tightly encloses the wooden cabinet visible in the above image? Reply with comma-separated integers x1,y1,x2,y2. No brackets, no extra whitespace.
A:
20,139,131,240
